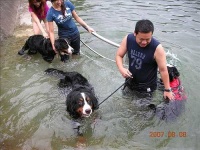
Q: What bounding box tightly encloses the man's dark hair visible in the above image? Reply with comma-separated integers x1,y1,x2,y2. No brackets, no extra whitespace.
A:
135,19,154,34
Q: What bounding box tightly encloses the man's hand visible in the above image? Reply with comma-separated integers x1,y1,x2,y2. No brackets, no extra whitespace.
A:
164,91,174,100
120,68,132,78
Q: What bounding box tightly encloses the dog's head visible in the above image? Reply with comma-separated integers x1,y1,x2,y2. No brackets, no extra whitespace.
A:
66,89,99,119
167,64,180,82
54,39,73,62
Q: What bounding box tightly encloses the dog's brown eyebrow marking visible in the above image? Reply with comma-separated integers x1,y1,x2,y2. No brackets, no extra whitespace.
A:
78,98,83,102
78,99,84,104
86,97,91,102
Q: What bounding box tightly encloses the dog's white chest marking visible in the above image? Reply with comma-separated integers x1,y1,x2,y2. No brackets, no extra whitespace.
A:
81,92,92,116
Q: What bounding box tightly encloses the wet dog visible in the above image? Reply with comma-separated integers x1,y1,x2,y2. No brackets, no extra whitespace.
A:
18,35,72,62
158,64,187,100
155,64,187,121
131,65,187,122
45,68,99,119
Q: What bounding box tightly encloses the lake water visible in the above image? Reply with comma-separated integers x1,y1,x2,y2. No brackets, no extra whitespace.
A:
0,0,200,149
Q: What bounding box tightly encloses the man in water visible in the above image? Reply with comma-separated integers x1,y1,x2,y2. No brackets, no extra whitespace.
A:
116,19,173,101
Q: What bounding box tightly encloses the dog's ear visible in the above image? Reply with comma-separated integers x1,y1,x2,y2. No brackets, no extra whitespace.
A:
167,66,180,82
54,39,69,52
167,66,174,82
173,67,180,78
92,97,99,110
89,93,99,110
66,92,81,119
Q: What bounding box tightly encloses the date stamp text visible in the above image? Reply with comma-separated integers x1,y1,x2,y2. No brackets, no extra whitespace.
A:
149,131,187,138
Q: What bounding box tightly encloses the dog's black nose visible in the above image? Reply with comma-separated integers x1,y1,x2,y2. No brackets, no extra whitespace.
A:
18,49,25,55
85,109,91,114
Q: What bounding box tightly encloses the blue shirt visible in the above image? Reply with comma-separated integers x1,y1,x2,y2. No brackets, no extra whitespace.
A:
46,0,79,38
127,33,160,90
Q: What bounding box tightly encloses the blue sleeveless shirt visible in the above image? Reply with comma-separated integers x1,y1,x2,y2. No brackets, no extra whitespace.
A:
126,33,160,92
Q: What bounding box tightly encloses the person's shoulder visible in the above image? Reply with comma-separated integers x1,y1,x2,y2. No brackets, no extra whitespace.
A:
47,7,53,12
151,37,160,45
126,33,135,42
127,33,134,38
28,5,33,12
65,0,72,5
46,1,52,8
46,6,54,17
65,0,75,9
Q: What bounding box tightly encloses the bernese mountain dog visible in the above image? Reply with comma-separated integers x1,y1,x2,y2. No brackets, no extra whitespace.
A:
18,35,72,63
45,68,99,119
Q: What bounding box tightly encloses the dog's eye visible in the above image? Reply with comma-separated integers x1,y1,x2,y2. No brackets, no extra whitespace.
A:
86,98,92,105
78,100,83,106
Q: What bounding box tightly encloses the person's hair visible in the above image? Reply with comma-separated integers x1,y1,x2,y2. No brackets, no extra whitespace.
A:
29,0,46,17
51,0,66,17
135,19,154,34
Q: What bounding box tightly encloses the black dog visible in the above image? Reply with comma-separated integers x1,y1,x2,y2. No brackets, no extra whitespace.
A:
18,35,72,62
158,64,187,100
45,68,99,120
132,65,187,122
155,65,187,122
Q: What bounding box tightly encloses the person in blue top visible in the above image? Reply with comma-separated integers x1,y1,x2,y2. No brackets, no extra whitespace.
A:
47,0,94,55
116,19,173,101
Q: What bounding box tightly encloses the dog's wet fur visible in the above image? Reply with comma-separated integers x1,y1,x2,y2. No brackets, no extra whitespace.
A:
129,65,186,122
155,65,186,121
18,35,71,63
45,68,99,120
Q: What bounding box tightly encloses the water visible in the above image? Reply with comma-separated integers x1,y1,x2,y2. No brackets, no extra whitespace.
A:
0,0,200,149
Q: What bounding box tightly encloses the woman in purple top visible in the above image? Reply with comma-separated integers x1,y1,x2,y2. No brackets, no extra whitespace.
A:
28,0,49,37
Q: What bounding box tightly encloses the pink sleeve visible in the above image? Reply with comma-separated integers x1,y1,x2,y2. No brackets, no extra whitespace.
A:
28,6,33,13
44,3,49,15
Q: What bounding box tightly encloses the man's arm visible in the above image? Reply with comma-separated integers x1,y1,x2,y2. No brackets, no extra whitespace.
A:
116,35,132,78
155,44,173,100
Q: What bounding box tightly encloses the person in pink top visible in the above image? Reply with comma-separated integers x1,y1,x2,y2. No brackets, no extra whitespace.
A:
28,0,49,37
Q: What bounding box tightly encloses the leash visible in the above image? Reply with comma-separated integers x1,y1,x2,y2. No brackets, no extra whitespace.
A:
80,39,117,63
98,77,132,107
82,25,120,47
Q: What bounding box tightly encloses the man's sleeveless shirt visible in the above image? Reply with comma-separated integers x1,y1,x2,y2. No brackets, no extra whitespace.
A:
126,33,160,91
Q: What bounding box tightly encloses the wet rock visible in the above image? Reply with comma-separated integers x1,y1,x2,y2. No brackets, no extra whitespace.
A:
0,0,21,42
